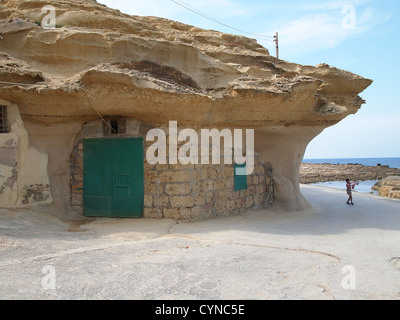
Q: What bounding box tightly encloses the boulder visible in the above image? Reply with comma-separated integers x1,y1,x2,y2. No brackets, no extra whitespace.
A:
373,176,400,199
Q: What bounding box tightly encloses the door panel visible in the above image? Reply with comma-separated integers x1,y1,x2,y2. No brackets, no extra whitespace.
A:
83,138,144,218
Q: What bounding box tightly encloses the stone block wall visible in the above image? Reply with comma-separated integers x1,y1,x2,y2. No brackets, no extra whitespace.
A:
70,143,274,220
142,158,273,221
70,142,84,211
69,118,274,220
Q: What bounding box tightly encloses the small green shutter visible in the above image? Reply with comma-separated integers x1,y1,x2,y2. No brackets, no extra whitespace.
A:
234,163,248,191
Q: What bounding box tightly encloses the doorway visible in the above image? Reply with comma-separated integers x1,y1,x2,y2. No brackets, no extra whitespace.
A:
83,138,144,218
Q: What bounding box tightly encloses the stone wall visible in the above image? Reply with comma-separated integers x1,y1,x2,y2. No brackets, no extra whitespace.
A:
70,142,84,212
142,157,273,221
70,118,274,220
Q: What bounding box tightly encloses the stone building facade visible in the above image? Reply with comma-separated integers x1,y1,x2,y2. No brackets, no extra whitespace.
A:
69,117,274,221
0,99,274,221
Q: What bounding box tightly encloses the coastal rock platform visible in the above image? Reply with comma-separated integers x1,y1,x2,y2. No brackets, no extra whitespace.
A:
300,163,400,184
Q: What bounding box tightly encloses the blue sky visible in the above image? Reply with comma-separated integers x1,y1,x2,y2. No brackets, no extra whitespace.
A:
100,0,400,159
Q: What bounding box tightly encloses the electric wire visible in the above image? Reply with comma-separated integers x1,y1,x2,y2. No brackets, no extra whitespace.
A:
170,0,274,41
82,86,117,133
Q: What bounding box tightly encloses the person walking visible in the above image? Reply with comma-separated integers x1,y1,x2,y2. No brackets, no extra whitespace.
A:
346,179,359,205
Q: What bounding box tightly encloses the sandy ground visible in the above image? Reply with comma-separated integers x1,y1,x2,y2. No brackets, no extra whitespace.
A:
0,185,399,300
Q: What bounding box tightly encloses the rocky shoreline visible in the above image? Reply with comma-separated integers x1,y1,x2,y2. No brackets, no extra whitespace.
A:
300,163,400,184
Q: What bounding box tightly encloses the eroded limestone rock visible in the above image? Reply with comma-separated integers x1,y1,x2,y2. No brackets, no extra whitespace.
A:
0,0,372,214
373,177,400,200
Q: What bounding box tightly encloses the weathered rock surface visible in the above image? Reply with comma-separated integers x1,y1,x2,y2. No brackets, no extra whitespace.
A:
300,163,400,184
372,176,400,200
0,0,372,213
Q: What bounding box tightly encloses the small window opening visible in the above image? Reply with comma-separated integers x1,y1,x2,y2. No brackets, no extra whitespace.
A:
110,120,118,135
103,116,126,136
0,105,9,134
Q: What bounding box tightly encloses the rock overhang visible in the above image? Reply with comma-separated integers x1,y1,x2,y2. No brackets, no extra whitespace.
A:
0,0,373,212
0,0,372,129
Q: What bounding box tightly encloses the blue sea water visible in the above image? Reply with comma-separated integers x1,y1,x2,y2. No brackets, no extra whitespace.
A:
311,180,379,195
302,157,400,169
302,157,400,194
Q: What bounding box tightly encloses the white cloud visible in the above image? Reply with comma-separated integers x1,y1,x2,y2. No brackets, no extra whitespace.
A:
260,5,374,56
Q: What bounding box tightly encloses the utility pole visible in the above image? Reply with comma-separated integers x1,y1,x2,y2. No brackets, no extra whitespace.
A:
273,32,279,59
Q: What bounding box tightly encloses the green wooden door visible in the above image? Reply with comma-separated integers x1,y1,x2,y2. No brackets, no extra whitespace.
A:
83,138,144,218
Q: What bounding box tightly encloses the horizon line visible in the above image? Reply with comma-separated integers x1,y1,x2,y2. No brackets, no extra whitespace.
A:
303,156,400,160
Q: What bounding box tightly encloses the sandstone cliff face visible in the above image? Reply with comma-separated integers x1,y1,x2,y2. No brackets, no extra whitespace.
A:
0,0,372,214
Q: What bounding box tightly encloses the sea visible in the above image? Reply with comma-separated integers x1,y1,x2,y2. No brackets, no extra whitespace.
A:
302,157,400,194
302,157,400,169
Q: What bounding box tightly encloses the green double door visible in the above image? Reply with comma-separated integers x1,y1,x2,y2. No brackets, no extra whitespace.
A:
83,138,144,218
